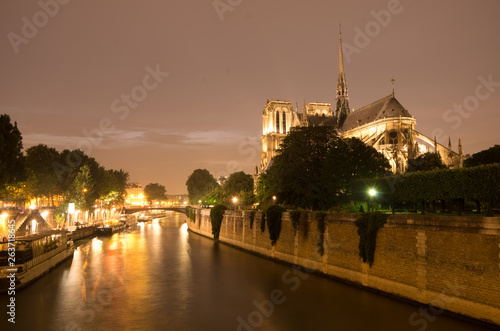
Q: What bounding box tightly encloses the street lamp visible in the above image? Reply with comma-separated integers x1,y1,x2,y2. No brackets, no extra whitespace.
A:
232,197,238,210
368,189,377,212
272,196,277,203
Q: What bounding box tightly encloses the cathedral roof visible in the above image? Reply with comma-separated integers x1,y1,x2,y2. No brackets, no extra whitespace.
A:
305,115,337,127
342,94,413,131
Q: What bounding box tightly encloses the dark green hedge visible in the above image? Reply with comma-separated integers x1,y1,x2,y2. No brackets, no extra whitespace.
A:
316,212,327,256
210,204,227,239
266,205,286,245
355,212,388,266
351,163,500,209
249,210,256,229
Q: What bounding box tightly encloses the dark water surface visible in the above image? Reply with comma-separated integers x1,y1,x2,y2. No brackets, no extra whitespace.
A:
0,213,493,330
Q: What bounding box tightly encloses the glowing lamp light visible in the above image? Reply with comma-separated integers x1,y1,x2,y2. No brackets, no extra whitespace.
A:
232,197,238,204
272,196,277,201
369,189,377,197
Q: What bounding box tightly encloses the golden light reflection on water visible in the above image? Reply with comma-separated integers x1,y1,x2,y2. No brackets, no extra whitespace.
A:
45,216,192,328
14,214,487,331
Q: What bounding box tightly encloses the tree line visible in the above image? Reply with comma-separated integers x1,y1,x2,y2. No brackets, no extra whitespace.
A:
186,169,254,206
0,114,129,219
185,126,499,213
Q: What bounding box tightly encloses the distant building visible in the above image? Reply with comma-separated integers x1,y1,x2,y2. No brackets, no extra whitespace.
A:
258,29,463,175
125,183,146,206
166,194,188,205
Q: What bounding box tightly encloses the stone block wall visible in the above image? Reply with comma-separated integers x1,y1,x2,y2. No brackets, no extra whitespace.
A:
186,209,500,326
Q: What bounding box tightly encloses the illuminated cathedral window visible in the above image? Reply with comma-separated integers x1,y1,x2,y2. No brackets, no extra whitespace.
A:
282,112,286,133
276,112,280,133
389,131,398,145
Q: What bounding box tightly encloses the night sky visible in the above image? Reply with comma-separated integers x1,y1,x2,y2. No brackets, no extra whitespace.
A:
1,0,499,193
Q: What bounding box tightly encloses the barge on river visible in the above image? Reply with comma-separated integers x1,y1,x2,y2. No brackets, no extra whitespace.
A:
0,230,74,293
96,222,126,236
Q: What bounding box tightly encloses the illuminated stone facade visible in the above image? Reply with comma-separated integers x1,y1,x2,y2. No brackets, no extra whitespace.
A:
258,32,463,174
125,183,146,206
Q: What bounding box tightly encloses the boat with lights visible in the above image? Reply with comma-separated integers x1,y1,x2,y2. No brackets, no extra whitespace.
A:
0,230,74,293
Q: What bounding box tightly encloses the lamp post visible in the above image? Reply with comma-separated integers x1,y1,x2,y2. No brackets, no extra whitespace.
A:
232,197,238,210
272,196,277,203
368,189,377,212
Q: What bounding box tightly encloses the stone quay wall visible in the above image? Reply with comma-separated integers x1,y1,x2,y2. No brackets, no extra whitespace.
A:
186,209,500,326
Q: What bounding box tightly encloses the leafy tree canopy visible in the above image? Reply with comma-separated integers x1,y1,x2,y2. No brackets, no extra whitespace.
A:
464,145,500,167
186,169,219,203
407,152,447,172
221,171,255,206
143,183,167,205
264,126,389,210
0,114,25,188
25,144,61,204
224,171,253,196
66,164,94,211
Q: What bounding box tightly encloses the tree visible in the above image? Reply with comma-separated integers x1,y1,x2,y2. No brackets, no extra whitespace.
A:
223,171,254,205
99,169,129,206
265,126,389,210
66,165,94,211
186,169,219,204
25,144,61,205
407,152,447,172
1,172,36,206
464,145,500,167
0,114,25,190
266,126,342,210
255,172,272,204
326,137,390,190
224,171,253,195
143,183,167,205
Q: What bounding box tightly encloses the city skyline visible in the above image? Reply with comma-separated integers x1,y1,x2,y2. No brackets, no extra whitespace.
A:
1,0,499,193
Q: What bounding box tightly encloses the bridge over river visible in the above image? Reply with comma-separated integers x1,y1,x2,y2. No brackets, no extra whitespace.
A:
122,206,187,215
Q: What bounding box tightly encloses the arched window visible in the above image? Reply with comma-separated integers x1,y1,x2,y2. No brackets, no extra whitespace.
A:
388,131,398,145
276,112,280,133
282,112,286,133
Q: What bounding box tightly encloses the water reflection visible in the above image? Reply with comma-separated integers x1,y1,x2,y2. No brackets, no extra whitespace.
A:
0,214,491,331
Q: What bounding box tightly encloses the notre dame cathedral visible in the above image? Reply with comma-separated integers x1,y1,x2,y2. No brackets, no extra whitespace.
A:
257,30,463,175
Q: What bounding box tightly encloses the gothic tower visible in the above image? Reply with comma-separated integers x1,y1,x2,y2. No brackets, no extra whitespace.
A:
336,25,350,128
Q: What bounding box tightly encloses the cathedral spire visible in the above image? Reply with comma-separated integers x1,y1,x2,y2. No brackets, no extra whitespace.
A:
336,23,350,128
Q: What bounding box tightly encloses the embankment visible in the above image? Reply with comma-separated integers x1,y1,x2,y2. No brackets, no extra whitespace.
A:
186,209,500,327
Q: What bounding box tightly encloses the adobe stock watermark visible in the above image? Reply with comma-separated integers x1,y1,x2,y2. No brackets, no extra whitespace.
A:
343,0,406,64
213,0,244,22
51,64,169,180
236,265,311,331
7,0,71,54
408,278,467,331
432,74,500,142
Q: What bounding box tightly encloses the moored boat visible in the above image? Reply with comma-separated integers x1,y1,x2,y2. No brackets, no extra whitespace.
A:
137,215,152,222
0,230,74,293
67,225,97,241
96,222,126,236
120,213,137,227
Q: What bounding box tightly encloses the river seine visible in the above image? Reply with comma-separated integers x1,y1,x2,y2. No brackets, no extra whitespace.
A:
0,213,492,330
